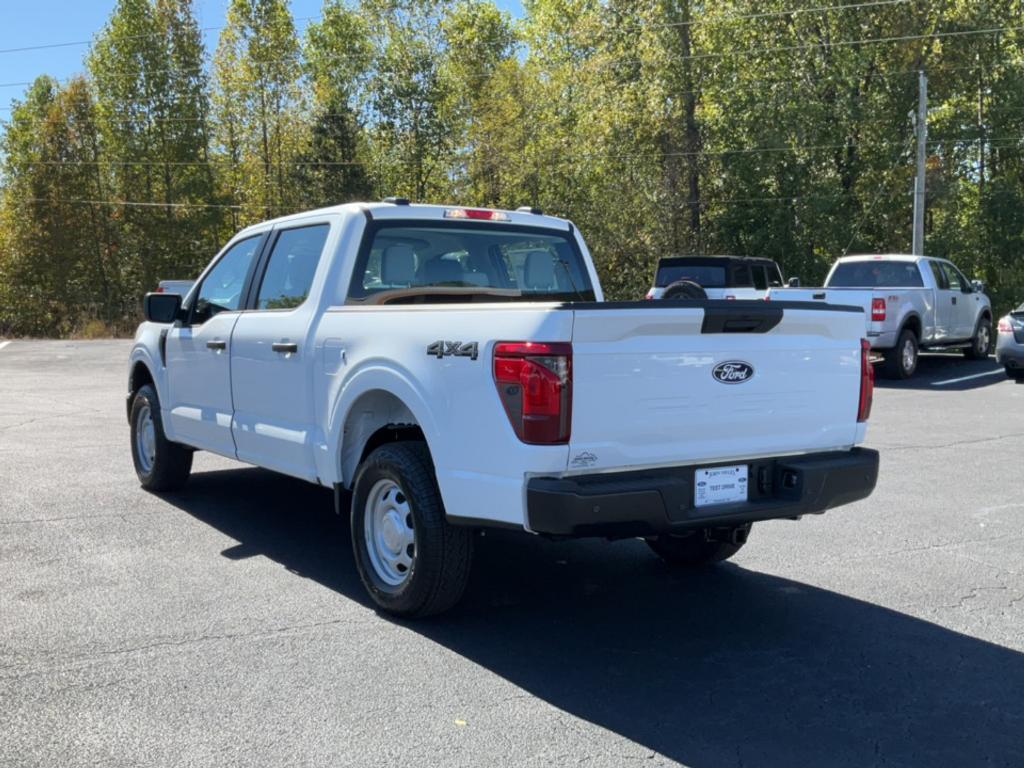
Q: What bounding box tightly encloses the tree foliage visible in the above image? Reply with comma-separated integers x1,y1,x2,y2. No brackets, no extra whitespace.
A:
2,0,1024,335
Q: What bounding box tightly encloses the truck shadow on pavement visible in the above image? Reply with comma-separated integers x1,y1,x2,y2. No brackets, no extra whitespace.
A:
874,354,1007,391
165,467,1024,768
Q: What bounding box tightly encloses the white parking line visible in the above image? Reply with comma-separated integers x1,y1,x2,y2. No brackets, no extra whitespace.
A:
931,369,1004,386
0,341,10,351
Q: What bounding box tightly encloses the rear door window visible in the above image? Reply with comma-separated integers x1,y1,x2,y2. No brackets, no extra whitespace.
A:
730,264,752,287
751,266,768,291
255,224,330,310
929,261,948,289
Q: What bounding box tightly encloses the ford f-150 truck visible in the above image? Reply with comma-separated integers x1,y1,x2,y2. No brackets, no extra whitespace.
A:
768,254,992,379
128,201,879,616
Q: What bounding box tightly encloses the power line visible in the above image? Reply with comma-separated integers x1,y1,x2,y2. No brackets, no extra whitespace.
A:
23,196,270,210
0,16,322,56
617,0,912,32
11,133,1019,170
678,24,1024,63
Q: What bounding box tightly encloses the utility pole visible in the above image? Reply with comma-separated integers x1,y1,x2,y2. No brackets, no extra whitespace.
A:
912,69,928,256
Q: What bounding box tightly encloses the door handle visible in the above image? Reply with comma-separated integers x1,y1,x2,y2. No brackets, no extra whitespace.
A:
207,340,226,351
952,296,957,305
272,342,298,354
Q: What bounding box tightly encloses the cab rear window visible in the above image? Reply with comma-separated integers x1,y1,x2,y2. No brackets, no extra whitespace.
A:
348,222,595,302
827,261,924,288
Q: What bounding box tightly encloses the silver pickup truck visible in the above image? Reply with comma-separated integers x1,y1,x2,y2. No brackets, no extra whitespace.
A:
768,254,992,379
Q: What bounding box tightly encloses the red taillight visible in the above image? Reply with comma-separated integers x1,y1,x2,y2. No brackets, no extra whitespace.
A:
858,339,874,423
493,342,572,444
156,286,165,293
871,298,886,322
998,318,1013,334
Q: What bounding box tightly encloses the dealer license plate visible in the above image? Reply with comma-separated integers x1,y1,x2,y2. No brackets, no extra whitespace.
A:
694,465,749,508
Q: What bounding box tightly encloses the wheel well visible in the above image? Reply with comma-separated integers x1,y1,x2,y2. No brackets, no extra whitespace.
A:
340,390,426,487
902,315,922,340
130,362,154,394
127,362,155,421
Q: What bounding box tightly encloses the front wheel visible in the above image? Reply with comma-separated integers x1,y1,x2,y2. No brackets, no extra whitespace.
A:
646,525,751,567
964,317,992,360
881,329,918,379
1006,365,1024,382
350,442,473,617
130,384,192,491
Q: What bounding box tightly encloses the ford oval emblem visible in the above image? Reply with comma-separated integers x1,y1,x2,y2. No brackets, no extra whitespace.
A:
712,361,754,384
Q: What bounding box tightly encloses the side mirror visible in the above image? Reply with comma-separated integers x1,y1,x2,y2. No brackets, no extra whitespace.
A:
971,279,986,295
143,292,183,324
787,277,801,288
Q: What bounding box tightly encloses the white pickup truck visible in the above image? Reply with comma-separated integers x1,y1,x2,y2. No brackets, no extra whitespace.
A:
769,254,992,379
128,201,879,616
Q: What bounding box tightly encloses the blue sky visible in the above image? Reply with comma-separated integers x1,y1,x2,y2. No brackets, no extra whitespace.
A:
0,0,524,117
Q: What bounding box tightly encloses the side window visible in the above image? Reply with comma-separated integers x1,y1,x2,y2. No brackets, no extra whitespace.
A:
940,263,963,292
751,266,768,291
192,235,263,325
256,224,330,310
767,264,784,287
730,264,752,287
928,261,948,289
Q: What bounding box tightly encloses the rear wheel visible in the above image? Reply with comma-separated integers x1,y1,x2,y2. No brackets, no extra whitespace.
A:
661,280,708,300
646,524,751,567
881,329,918,379
350,442,473,617
1006,365,1024,382
964,316,992,360
130,384,192,491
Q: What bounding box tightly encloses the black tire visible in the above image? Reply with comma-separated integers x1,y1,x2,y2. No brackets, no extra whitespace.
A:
1006,365,1024,382
964,316,993,360
350,442,473,618
129,384,192,491
661,280,708,300
646,524,751,567
881,328,918,379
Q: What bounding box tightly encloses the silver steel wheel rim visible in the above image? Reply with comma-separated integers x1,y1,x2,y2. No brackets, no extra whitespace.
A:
902,339,916,372
977,325,990,355
363,479,415,587
135,404,157,474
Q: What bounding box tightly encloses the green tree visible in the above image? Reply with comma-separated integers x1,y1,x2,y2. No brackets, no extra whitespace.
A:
212,0,308,225
0,77,119,335
89,0,220,294
302,1,374,206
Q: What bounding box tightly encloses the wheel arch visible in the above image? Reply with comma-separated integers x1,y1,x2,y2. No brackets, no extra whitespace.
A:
127,354,159,422
330,370,441,489
900,313,922,340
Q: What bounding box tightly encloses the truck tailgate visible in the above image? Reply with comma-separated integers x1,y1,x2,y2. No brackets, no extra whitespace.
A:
568,302,866,472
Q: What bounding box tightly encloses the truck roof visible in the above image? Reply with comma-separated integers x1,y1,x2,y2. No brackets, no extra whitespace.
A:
657,255,779,266
235,202,572,235
838,254,927,263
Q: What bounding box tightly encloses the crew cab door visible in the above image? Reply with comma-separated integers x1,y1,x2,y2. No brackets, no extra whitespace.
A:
163,233,266,456
229,220,333,481
926,260,953,341
939,261,978,339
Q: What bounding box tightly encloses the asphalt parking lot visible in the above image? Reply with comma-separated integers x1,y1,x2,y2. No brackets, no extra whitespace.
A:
1,340,1023,767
